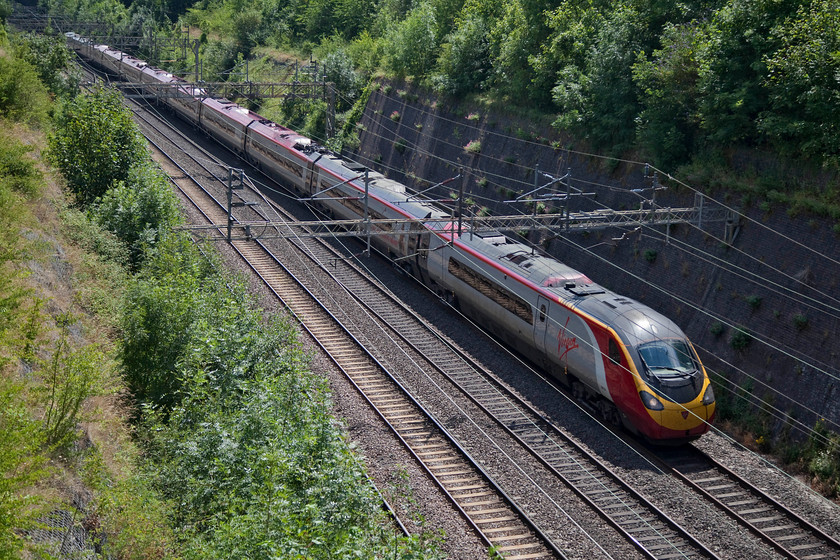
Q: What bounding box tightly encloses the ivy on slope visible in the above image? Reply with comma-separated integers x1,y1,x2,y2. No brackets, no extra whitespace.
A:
123,235,442,558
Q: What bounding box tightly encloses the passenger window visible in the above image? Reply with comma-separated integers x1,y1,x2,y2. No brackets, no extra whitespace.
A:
539,305,546,323
608,338,621,365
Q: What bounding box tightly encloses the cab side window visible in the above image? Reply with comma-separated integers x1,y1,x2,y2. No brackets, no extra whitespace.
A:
608,338,622,365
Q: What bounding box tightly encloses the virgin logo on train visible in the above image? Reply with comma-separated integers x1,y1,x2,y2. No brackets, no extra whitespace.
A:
557,316,579,360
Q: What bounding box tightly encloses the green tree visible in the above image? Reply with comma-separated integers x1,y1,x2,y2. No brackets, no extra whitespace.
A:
322,48,362,110
761,0,840,165
489,0,553,104
633,22,706,167
434,13,492,95
383,1,438,78
120,234,209,413
48,86,148,205
697,0,804,145
554,3,647,151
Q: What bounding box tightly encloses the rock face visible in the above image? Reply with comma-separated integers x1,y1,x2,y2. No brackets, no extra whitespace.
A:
348,80,840,441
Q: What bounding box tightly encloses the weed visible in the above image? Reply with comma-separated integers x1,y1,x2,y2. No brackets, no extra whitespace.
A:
464,140,481,154
643,249,657,263
730,327,752,350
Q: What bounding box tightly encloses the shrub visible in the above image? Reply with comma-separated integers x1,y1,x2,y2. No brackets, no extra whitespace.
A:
0,54,50,126
0,132,42,197
383,1,438,78
730,327,752,350
322,48,362,111
464,139,481,153
94,163,182,268
120,233,212,413
41,321,104,448
0,378,48,557
12,31,81,98
710,321,725,337
49,86,148,205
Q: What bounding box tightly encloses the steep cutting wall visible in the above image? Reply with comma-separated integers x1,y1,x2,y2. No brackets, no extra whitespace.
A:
348,81,840,441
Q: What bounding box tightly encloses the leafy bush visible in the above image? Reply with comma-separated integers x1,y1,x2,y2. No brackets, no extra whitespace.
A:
49,86,148,205
12,30,81,98
0,133,41,353
41,321,104,447
730,327,752,350
0,132,42,198
120,234,213,413
434,14,492,96
122,229,443,558
464,139,481,154
200,39,240,81
0,53,50,127
383,1,438,78
94,163,182,267
322,48,362,111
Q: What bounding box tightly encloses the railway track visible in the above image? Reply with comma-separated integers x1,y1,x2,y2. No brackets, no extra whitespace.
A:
74,55,837,560
657,445,840,560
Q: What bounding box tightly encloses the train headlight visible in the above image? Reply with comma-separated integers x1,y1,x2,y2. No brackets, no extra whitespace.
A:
702,383,716,405
639,391,665,411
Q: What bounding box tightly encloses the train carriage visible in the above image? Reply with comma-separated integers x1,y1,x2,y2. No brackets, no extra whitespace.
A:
244,120,313,191
199,98,251,154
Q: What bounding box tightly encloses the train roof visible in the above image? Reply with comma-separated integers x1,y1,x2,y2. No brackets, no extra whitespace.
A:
455,231,687,346
456,233,594,291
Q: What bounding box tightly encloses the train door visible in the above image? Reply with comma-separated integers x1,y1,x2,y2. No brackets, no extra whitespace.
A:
534,295,551,354
406,221,431,284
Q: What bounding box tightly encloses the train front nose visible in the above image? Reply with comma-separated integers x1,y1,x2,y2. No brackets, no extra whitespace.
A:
657,382,716,439
659,402,715,438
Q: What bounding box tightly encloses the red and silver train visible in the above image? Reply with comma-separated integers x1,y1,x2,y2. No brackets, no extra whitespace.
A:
66,32,716,442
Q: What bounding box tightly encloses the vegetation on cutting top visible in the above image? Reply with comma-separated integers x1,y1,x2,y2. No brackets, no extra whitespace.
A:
39,0,840,173
1,20,443,558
